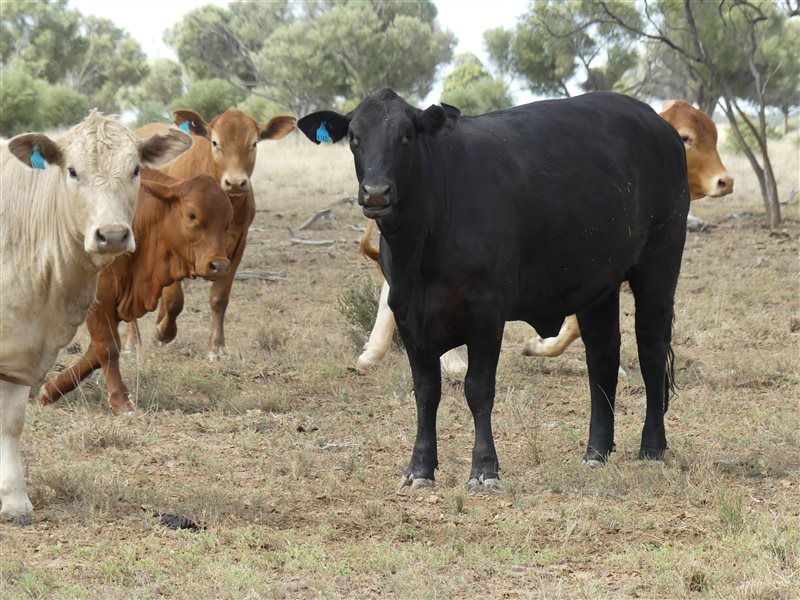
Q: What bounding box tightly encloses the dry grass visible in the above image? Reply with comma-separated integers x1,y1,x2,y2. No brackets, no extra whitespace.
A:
1,129,798,599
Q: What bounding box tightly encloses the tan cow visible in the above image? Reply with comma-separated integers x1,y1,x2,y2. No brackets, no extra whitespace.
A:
38,169,233,415
0,113,191,524
123,109,296,360
356,100,734,376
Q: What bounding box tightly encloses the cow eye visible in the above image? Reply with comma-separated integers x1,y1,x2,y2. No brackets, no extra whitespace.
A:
67,167,78,180
132,165,141,179
400,133,412,145
251,142,258,151
188,212,198,222
348,132,359,147
211,140,219,149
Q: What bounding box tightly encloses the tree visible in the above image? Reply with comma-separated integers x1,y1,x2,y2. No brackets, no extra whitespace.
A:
441,53,512,115
590,0,797,226
172,78,247,119
485,0,640,97
164,1,454,113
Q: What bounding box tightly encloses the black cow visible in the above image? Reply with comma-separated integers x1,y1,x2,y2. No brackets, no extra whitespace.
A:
299,89,689,492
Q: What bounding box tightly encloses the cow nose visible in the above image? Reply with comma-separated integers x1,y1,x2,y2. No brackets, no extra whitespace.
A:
95,226,131,253
715,174,734,195
362,183,390,198
208,259,230,275
223,177,248,191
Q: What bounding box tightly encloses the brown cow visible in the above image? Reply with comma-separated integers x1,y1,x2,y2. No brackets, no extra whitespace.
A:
39,169,233,414
124,109,296,360
356,100,734,374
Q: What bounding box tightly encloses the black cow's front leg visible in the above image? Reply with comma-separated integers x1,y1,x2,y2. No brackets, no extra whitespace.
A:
577,288,621,466
464,324,503,493
397,344,442,491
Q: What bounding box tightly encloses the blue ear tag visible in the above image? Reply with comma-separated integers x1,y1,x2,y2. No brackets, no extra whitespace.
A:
30,146,46,170
178,121,191,133
316,122,332,143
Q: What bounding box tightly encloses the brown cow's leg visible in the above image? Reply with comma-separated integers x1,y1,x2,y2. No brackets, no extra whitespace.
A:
155,281,184,345
38,345,101,406
91,318,135,415
207,235,246,361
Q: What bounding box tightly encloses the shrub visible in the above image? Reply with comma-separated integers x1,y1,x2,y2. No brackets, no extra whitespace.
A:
172,78,247,120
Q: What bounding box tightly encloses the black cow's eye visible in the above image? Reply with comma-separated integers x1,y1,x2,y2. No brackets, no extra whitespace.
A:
400,133,412,145
68,167,78,180
348,132,359,147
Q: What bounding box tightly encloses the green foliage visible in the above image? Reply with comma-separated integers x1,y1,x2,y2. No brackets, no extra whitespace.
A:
173,78,247,120
0,69,88,136
724,117,782,155
338,279,381,341
0,68,42,137
165,1,454,112
38,83,88,130
131,102,172,128
441,53,511,115
2,3,149,118
237,94,292,124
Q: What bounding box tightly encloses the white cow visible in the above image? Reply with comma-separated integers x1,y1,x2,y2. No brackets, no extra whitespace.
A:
0,111,192,524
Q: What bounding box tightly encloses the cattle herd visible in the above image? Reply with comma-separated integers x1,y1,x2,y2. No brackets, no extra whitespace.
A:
0,91,732,524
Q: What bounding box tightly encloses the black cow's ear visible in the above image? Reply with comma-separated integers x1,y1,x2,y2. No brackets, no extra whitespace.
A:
297,111,350,145
417,103,460,137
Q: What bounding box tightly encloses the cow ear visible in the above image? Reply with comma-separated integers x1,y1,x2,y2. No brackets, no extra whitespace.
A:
297,111,350,144
138,128,193,169
7,133,64,169
260,115,296,141
417,103,460,137
141,178,181,202
173,109,209,138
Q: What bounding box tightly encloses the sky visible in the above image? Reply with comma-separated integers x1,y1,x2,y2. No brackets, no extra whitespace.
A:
68,0,534,104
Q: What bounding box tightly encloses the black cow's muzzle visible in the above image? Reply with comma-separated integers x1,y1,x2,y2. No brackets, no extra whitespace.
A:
359,182,393,219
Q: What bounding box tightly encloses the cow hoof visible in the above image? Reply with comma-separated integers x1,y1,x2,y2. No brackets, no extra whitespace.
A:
396,474,435,493
521,338,543,356
2,512,34,526
638,447,667,462
207,347,226,362
467,475,503,494
1,497,34,526
355,354,378,374
582,458,605,469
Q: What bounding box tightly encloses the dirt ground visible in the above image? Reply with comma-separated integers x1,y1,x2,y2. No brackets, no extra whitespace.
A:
1,135,798,599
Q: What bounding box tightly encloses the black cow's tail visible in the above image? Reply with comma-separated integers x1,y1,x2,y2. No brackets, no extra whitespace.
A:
664,344,677,414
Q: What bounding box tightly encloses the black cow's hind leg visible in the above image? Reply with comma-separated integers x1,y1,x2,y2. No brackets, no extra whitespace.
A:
464,324,503,492
577,288,621,466
628,267,678,461
397,345,442,490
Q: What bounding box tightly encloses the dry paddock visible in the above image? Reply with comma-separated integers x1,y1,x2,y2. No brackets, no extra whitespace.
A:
1,132,799,599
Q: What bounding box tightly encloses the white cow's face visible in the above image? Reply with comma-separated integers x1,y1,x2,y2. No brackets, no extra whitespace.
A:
8,112,193,267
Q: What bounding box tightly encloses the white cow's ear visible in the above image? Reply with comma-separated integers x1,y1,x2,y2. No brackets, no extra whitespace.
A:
8,133,63,169
138,129,193,168
260,115,296,141
173,109,209,138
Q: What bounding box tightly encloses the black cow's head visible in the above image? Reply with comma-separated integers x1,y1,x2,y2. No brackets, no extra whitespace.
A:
298,88,460,219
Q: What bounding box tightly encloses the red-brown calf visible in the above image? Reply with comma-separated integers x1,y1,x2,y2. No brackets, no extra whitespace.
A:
39,169,233,414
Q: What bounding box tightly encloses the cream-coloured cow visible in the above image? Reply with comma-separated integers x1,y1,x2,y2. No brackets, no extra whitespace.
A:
0,112,191,524
356,100,733,376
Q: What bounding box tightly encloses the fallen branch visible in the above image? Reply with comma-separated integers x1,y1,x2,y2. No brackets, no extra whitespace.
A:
297,207,334,231
233,270,288,282
289,237,348,246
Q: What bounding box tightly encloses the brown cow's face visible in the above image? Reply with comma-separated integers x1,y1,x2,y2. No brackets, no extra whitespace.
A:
144,174,233,280
173,109,296,198
660,101,734,201
176,175,233,279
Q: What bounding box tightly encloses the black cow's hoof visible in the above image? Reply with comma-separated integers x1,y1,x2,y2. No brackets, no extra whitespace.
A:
396,473,435,493
582,445,613,467
467,475,503,494
638,446,666,461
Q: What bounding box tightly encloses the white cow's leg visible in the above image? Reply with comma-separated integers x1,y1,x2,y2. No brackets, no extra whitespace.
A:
1,380,33,524
441,347,468,378
120,319,140,354
356,280,396,373
522,314,582,357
